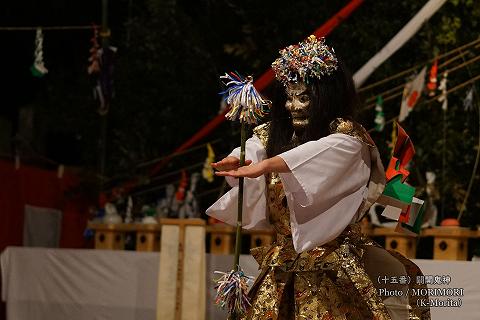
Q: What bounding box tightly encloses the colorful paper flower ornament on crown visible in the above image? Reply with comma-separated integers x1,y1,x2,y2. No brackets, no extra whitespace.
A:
271,35,338,86
220,72,270,124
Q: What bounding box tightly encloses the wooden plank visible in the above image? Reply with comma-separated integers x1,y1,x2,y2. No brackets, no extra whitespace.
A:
87,222,161,232
157,225,179,320
157,219,206,320
422,227,477,238
181,225,206,320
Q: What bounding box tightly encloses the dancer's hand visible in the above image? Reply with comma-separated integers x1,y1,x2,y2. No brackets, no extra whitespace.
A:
214,156,289,179
215,161,266,179
211,156,252,171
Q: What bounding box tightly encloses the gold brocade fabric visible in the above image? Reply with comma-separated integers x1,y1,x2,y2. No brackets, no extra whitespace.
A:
243,122,431,320
328,118,376,147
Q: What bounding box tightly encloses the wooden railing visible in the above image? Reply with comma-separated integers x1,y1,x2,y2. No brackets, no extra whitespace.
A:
87,221,480,261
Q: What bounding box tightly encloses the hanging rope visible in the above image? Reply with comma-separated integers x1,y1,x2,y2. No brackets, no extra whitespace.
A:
129,152,230,196
457,88,479,222
456,48,479,222
362,50,479,105
135,139,222,169
364,83,405,103
146,0,366,181
128,73,480,198
134,76,480,200
361,53,480,111
424,73,480,104
0,25,93,31
357,37,480,93
366,74,480,134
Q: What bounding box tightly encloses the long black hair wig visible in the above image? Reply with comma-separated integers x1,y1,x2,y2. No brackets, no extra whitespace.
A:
265,57,359,158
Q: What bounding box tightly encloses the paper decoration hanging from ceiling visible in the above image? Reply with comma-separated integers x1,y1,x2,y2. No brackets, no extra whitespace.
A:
463,85,475,111
179,173,200,219
427,59,438,96
202,143,215,183
87,25,100,75
175,170,189,202
437,72,448,111
87,26,117,115
374,96,385,132
398,67,426,122
31,28,48,78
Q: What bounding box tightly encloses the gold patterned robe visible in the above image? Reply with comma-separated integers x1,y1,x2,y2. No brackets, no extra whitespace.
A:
244,120,431,320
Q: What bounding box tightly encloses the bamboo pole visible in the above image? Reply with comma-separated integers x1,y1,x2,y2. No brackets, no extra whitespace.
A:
234,122,247,269
98,0,109,191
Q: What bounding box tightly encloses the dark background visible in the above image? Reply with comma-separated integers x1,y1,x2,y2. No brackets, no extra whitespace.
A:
0,0,479,225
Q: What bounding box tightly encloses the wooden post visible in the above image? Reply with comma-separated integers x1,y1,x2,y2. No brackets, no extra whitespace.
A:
423,227,476,260
360,216,373,236
373,227,417,259
248,230,274,248
88,223,128,250
136,224,161,252
157,218,206,320
207,224,235,254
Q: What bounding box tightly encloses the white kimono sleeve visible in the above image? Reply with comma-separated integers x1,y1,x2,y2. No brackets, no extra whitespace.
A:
206,136,269,229
277,133,371,253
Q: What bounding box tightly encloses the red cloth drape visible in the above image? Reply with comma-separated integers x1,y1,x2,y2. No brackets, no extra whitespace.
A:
0,161,92,320
0,160,91,251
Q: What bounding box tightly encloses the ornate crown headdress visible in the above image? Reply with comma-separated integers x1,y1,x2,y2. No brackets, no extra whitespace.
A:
271,35,338,86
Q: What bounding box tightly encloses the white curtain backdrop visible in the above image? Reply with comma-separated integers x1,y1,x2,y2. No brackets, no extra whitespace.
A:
2,247,479,320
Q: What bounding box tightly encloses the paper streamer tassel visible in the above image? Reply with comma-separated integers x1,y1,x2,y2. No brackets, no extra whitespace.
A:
220,72,270,124
214,268,254,317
